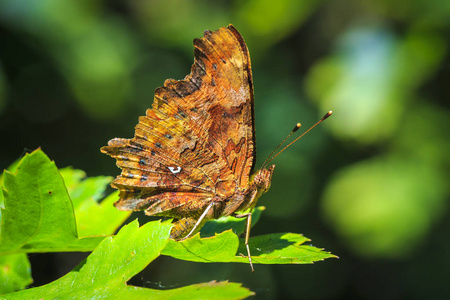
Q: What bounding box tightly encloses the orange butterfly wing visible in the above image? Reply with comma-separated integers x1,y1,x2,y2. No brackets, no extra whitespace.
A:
101,25,255,219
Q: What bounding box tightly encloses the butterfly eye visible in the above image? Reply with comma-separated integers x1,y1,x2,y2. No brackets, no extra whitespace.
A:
168,166,182,174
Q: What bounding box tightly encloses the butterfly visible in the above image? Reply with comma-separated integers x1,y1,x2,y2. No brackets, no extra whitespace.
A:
101,25,331,271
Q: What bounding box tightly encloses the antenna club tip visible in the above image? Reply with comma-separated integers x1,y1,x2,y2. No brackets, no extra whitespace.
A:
322,111,333,120
293,123,301,132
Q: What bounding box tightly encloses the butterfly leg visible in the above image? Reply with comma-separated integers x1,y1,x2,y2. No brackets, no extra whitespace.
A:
234,212,254,272
177,201,215,241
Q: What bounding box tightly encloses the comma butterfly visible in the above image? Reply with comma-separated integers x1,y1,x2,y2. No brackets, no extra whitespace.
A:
101,25,331,271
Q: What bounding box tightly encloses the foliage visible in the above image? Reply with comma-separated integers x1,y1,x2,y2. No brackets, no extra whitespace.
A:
163,230,333,264
0,149,335,297
0,254,31,295
0,150,105,255
7,220,253,299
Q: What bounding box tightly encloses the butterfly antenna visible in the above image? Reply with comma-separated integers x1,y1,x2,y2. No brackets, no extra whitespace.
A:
261,122,302,169
263,111,332,168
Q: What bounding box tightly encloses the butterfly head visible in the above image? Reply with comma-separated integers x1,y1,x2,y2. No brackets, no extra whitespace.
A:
254,164,275,194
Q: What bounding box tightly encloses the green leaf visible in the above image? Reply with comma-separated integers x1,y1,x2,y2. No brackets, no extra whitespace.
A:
0,157,20,217
5,220,253,300
0,149,104,255
1,158,26,296
234,233,337,264
59,167,131,236
162,230,240,262
162,230,337,265
113,281,253,300
60,167,112,207
0,253,32,294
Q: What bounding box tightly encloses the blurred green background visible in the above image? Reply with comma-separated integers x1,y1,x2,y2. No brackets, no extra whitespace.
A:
1,0,449,299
